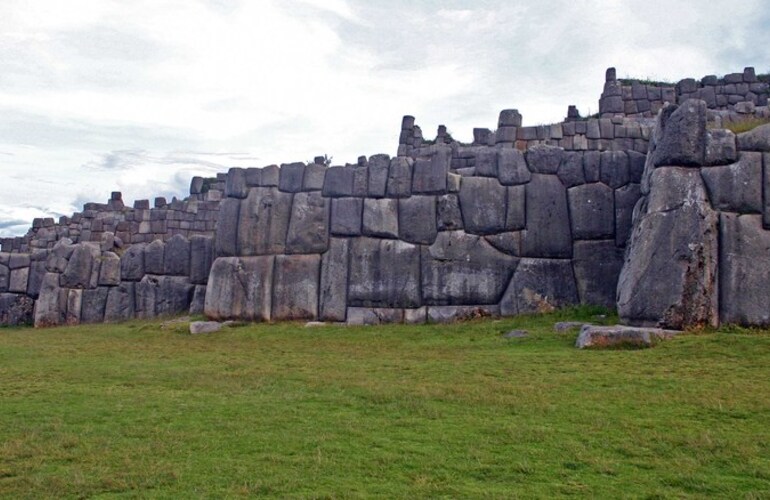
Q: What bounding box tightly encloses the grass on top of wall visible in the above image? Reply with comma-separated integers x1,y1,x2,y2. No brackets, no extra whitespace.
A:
1,308,770,498
718,115,770,134
618,77,675,87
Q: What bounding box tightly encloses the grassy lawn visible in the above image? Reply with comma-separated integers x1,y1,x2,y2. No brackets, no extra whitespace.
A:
1,309,770,498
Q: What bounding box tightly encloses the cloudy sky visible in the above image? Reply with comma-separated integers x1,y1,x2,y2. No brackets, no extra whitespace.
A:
1,0,768,236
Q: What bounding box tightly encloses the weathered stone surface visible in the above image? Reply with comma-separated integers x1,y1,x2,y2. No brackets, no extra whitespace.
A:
497,149,531,185
583,151,601,183
627,151,646,184
421,231,517,305
505,185,526,230
81,287,109,323
34,273,67,327
190,321,222,334
705,129,738,165
214,198,240,257
144,239,165,275
104,282,136,323
272,254,320,321
649,100,707,167
9,267,29,294
576,325,679,349
348,237,421,308
330,197,363,236
617,167,718,329
399,196,437,244
190,235,213,285
386,157,413,198
225,167,248,199
60,244,100,289
279,162,306,193
502,329,528,338
9,254,30,269
367,154,390,197
557,152,585,187
412,146,450,194
427,305,500,323
245,167,261,187
474,149,497,177
404,307,427,324
136,275,194,319
485,232,521,256
568,183,614,240
26,261,46,298
437,194,463,231
0,264,9,292
499,258,578,315
163,234,191,276
322,166,355,197
0,293,34,326
362,198,399,238
204,256,274,321
65,289,83,325
614,183,642,247
599,151,629,189
521,174,572,258
526,144,563,174
719,214,770,325
302,163,326,191
286,192,330,254
459,177,507,235
98,251,121,286
736,123,770,152
319,238,349,322
700,152,762,213
346,307,404,325
352,166,368,197
572,240,624,308
260,165,280,187
238,187,292,255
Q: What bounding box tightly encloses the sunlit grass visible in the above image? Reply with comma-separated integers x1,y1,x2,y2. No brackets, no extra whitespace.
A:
1,309,769,498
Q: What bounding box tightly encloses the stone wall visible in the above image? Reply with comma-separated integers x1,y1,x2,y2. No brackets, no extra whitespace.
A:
3,66,770,328
617,99,770,328
600,67,770,118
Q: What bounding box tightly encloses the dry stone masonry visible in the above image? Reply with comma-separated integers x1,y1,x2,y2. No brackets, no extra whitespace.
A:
2,66,770,329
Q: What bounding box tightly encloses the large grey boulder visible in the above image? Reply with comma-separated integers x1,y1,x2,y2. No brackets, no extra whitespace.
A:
614,184,642,247
412,146,450,194
617,167,718,329
348,237,421,308
319,238,349,322
238,187,292,255
34,272,67,327
521,174,572,258
285,192,330,254
60,243,100,289
322,166,355,197
272,254,320,320
362,198,399,238
572,240,624,308
568,183,614,240
204,256,274,321
386,157,413,198
163,234,191,276
700,152,762,213
279,162,306,193
81,287,109,324
557,152,585,188
225,167,248,198
0,293,34,326
65,289,83,325
497,149,531,185
9,267,29,294
120,243,146,281
104,282,136,323
330,197,363,236
437,194,463,231
576,325,679,349
718,214,770,325
599,151,629,189
474,148,497,177
98,252,121,286
526,144,563,174
144,239,165,275
214,198,240,257
136,275,194,318
190,235,213,285
190,321,223,334
736,123,770,152
458,177,507,235
648,100,707,167
26,261,46,298
367,154,390,197
399,196,437,244
421,231,517,305
705,129,737,165
302,163,326,191
500,258,578,315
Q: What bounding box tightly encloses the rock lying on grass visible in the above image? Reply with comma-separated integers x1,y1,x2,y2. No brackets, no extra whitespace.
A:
189,321,224,334
502,329,528,339
576,324,680,349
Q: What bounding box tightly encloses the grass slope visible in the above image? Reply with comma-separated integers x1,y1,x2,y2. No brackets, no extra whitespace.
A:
1,310,770,498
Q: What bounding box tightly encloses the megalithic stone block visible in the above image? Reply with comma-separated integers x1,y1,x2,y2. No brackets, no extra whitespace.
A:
279,162,306,193
272,254,320,321
204,256,274,322
458,177,507,235
81,287,109,324
386,157,413,198
144,239,165,275
412,146,450,194
190,235,214,285
163,234,191,276
214,198,240,257
286,192,330,254
331,197,363,236
497,148,531,185
521,174,572,258
362,198,398,238
348,237,421,308
572,240,624,308
104,282,136,323
568,183,615,240
237,187,292,256
700,151,762,213
367,154,390,198
120,243,146,281
34,272,67,327
499,258,578,316
319,238,349,322
398,195,437,245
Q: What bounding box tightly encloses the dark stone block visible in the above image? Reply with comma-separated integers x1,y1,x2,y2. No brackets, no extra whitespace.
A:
348,237,421,308
279,162,306,193
163,234,190,276
568,183,614,240
214,198,240,257
521,174,572,258
701,152,762,213
322,166,355,197
399,195,437,245
497,149,531,185
286,192,330,254
615,183,642,247
500,258,578,315
599,151,630,189
120,243,146,281
572,240,624,308
526,144,563,174
367,154,390,197
459,177,507,235
190,235,213,285
272,254,320,321
237,187,292,255
331,197,363,236
386,157,413,198
144,239,165,275
412,146,450,194
319,238,349,322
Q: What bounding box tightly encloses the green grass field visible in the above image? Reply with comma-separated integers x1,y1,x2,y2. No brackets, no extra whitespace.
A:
2,309,770,498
